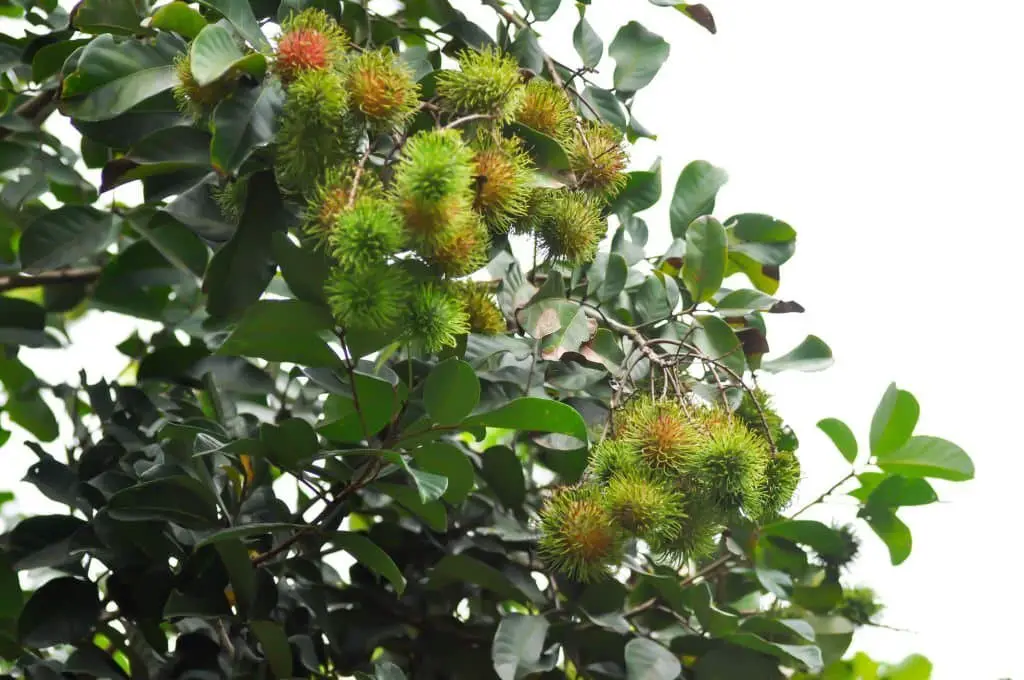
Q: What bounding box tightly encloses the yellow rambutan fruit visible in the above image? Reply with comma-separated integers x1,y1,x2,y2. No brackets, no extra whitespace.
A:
452,281,506,335
345,47,420,130
569,121,628,200
471,133,533,232
530,190,607,266
538,485,625,583
301,165,383,244
516,78,575,141
614,396,704,476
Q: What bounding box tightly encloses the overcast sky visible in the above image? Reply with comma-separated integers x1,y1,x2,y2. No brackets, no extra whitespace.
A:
3,1,1022,678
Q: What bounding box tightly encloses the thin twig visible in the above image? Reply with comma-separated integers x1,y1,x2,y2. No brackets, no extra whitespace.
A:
444,113,495,129
0,266,102,292
346,145,373,209
789,471,856,519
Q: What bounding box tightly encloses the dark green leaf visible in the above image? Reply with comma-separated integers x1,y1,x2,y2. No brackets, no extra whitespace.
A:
869,383,919,458
875,436,974,482
215,538,256,616
0,297,57,348
865,510,912,565
524,0,560,21
761,520,847,556
862,475,938,511
260,417,320,468
510,28,543,73
492,614,555,680
817,418,858,464
376,483,447,531
195,522,304,549
683,215,727,303
727,214,797,266
318,369,405,441
693,314,746,377
508,122,570,171
413,442,474,503
669,160,727,238
608,21,669,92
633,274,674,322
624,638,681,679
572,14,602,69
693,646,783,679
430,554,525,602
249,621,293,679
73,0,145,34
581,85,627,131
0,554,21,622
406,466,448,504
217,299,341,367
210,80,282,175
190,23,265,86
195,0,271,51
479,445,526,509
150,1,208,39
32,39,90,82
19,206,117,272
270,232,329,304
761,335,833,373
597,253,628,304
464,397,588,443
18,577,100,648
611,158,661,217
423,358,479,425
107,476,222,529
326,532,406,594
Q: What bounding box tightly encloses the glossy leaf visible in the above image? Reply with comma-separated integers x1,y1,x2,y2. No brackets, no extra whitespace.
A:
480,445,527,509
217,300,341,367
761,520,847,556
492,614,555,680
430,554,525,602
524,0,560,21
19,207,118,272
150,2,208,39
611,158,661,217
761,335,833,373
464,398,588,443
326,532,406,594
413,442,474,503
669,160,727,238
869,383,920,457
875,436,974,481
73,0,146,35
865,510,912,565
0,554,21,621
683,215,727,303
18,577,100,648
270,232,330,304
573,13,603,69
609,22,670,92
817,418,858,464
508,123,571,171
107,476,222,529
581,85,628,130
249,621,293,679
423,359,479,425
694,314,746,377
191,24,265,86
210,80,282,174
195,0,271,51
624,638,681,679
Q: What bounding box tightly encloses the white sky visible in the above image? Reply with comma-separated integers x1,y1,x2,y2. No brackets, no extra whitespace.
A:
3,1,1023,678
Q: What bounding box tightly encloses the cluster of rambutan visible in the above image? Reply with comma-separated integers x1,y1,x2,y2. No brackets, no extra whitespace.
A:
173,9,629,350
538,390,802,582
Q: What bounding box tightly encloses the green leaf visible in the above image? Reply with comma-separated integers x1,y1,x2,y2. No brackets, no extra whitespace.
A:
260,417,320,469
694,314,746,377
18,577,100,648
608,21,669,92
761,335,833,373
727,213,797,266
633,274,674,322
683,215,727,303
107,476,222,530
195,0,271,51
217,300,341,367
881,654,932,680
572,14,602,69
190,23,266,86
326,532,406,594
0,297,57,348
150,1,208,39
508,122,570,171
862,474,938,511
62,33,183,122
865,510,912,565
611,158,661,217
249,621,293,679
817,418,858,464
430,554,524,602
669,160,728,238
194,522,304,549
761,520,847,556
19,207,118,272
423,359,479,425
714,289,786,315
875,436,974,482
492,614,556,680
215,538,256,615
319,371,404,441
0,554,21,622
597,253,628,304
464,398,588,443
869,383,919,457
523,0,560,21
406,466,448,504
624,638,681,679
376,483,447,531
73,0,146,34
480,446,526,509
32,39,91,83
581,85,627,130
210,80,283,175
728,633,822,673
270,232,330,304
412,442,474,503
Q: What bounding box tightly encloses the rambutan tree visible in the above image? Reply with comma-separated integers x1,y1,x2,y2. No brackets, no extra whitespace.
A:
0,1,973,678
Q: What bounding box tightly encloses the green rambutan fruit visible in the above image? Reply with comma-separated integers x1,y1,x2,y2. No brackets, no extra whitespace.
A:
301,165,384,244
275,8,348,84
685,414,769,518
586,440,642,485
569,121,628,200
516,78,575,141
452,281,507,335
538,485,625,582
436,47,525,122
327,196,406,270
274,69,355,192
814,523,861,575
212,177,249,224
326,263,409,331
419,212,490,277
345,47,420,130
603,470,685,545
173,53,236,120
651,503,722,565
393,129,476,238
754,450,801,520
403,283,471,353
735,387,786,449
834,586,883,626
614,396,704,476
472,133,534,231
531,190,607,266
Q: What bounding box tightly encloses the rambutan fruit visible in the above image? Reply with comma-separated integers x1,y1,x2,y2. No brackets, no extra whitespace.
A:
516,78,575,141
436,47,525,122
301,165,384,244
173,53,236,120
403,283,471,353
754,450,801,520
735,386,786,449
531,190,606,266
452,281,506,335
538,485,625,582
393,129,476,238
814,523,861,575
275,9,348,84
603,470,685,545
569,121,628,200
274,69,355,192
835,586,883,626
685,414,769,518
326,263,409,331
328,196,406,270
419,212,490,277
650,505,722,565
345,47,420,130
614,396,704,476
586,439,642,485
472,133,533,231
212,176,249,224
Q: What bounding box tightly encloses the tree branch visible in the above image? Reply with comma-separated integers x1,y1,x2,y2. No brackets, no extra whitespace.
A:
0,266,102,293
